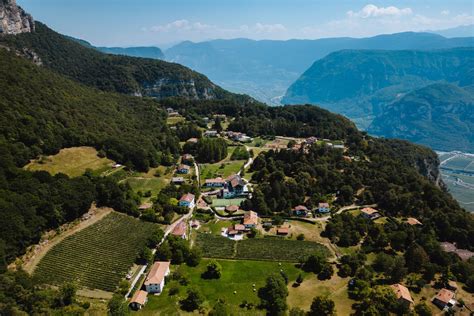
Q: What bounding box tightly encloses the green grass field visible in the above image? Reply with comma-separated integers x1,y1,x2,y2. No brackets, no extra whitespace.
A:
34,212,159,292
211,198,246,207
124,166,175,197
166,116,185,125
135,259,303,315
24,146,113,177
196,233,330,262
200,160,245,180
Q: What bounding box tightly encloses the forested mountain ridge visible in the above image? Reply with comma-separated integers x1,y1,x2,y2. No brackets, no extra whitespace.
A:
369,83,474,152
0,22,233,100
165,32,474,104
282,48,474,127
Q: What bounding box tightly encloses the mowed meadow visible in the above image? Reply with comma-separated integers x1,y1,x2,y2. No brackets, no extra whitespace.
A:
33,212,160,292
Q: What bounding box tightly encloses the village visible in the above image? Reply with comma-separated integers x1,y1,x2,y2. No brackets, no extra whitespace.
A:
121,109,474,315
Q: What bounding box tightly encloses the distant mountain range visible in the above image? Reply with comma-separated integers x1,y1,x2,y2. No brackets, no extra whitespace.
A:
163,32,474,104
368,83,474,152
282,47,474,122
67,37,165,60
430,24,474,38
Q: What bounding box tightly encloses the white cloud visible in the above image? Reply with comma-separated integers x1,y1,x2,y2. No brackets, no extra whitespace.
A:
347,4,413,19
143,20,287,42
441,10,450,16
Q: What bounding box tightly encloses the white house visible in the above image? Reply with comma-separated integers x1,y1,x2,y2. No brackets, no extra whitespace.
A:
179,193,195,209
144,261,171,294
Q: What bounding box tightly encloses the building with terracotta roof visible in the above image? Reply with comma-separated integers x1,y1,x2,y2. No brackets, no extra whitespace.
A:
220,174,247,198
293,205,309,216
181,154,194,165
144,261,171,294
234,224,246,231
406,217,422,226
186,137,199,144
179,193,195,209
129,290,148,310
277,227,289,235
225,205,240,213
318,202,330,214
243,211,258,228
361,207,381,220
390,284,414,307
432,288,456,310
171,221,187,239
177,164,191,174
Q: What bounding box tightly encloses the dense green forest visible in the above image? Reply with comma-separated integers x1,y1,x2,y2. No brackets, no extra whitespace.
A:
0,22,234,99
0,49,180,171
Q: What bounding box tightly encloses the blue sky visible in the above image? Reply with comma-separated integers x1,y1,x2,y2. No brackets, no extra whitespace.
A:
17,0,474,47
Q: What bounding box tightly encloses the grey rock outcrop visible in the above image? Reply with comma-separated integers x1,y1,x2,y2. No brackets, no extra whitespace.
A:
0,0,34,35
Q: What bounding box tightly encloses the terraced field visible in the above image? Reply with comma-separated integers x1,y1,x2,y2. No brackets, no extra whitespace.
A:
34,212,159,292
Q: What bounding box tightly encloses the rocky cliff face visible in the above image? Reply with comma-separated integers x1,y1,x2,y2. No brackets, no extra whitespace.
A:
141,78,216,100
0,0,34,35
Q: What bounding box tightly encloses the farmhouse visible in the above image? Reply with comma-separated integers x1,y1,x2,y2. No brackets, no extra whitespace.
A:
205,177,226,187
243,211,258,228
390,284,414,308
171,221,187,239
177,164,190,174
144,261,171,294
318,202,330,213
179,193,195,209
181,154,194,165
432,288,456,310
406,217,422,226
361,207,381,220
171,177,184,185
129,290,148,310
293,205,309,217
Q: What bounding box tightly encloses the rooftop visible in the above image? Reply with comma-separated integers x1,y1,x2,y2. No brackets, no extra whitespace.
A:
434,288,455,304
406,217,422,226
390,284,414,304
180,193,195,203
172,221,187,236
144,261,170,286
361,207,379,215
243,211,258,225
130,290,148,305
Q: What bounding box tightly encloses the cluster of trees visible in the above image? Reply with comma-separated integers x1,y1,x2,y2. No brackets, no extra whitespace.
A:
0,272,88,315
155,235,201,267
141,183,199,224
175,123,202,141
184,138,228,163
230,146,250,160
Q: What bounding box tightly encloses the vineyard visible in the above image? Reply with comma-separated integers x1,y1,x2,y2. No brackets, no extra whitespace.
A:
196,233,329,262
34,212,159,292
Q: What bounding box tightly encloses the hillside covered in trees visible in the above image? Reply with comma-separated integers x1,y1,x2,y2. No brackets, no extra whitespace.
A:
0,22,236,100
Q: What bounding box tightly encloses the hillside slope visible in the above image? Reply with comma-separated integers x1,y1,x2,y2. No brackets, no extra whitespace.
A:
0,22,230,99
369,83,474,152
282,48,474,128
0,48,179,171
166,33,474,104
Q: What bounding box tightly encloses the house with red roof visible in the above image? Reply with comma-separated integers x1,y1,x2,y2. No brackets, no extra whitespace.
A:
144,261,171,294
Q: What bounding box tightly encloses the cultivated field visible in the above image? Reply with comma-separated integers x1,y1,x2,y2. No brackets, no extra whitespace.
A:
196,233,329,262
24,146,113,177
34,212,159,292
124,165,175,197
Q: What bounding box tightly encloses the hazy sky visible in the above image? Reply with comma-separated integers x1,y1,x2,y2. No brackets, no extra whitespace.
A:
17,0,474,47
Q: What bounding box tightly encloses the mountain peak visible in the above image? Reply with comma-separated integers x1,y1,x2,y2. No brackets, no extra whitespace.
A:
0,0,34,35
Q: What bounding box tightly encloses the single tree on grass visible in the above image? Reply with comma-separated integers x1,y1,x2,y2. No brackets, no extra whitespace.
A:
180,287,204,312
258,274,288,315
308,296,336,316
202,260,222,279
